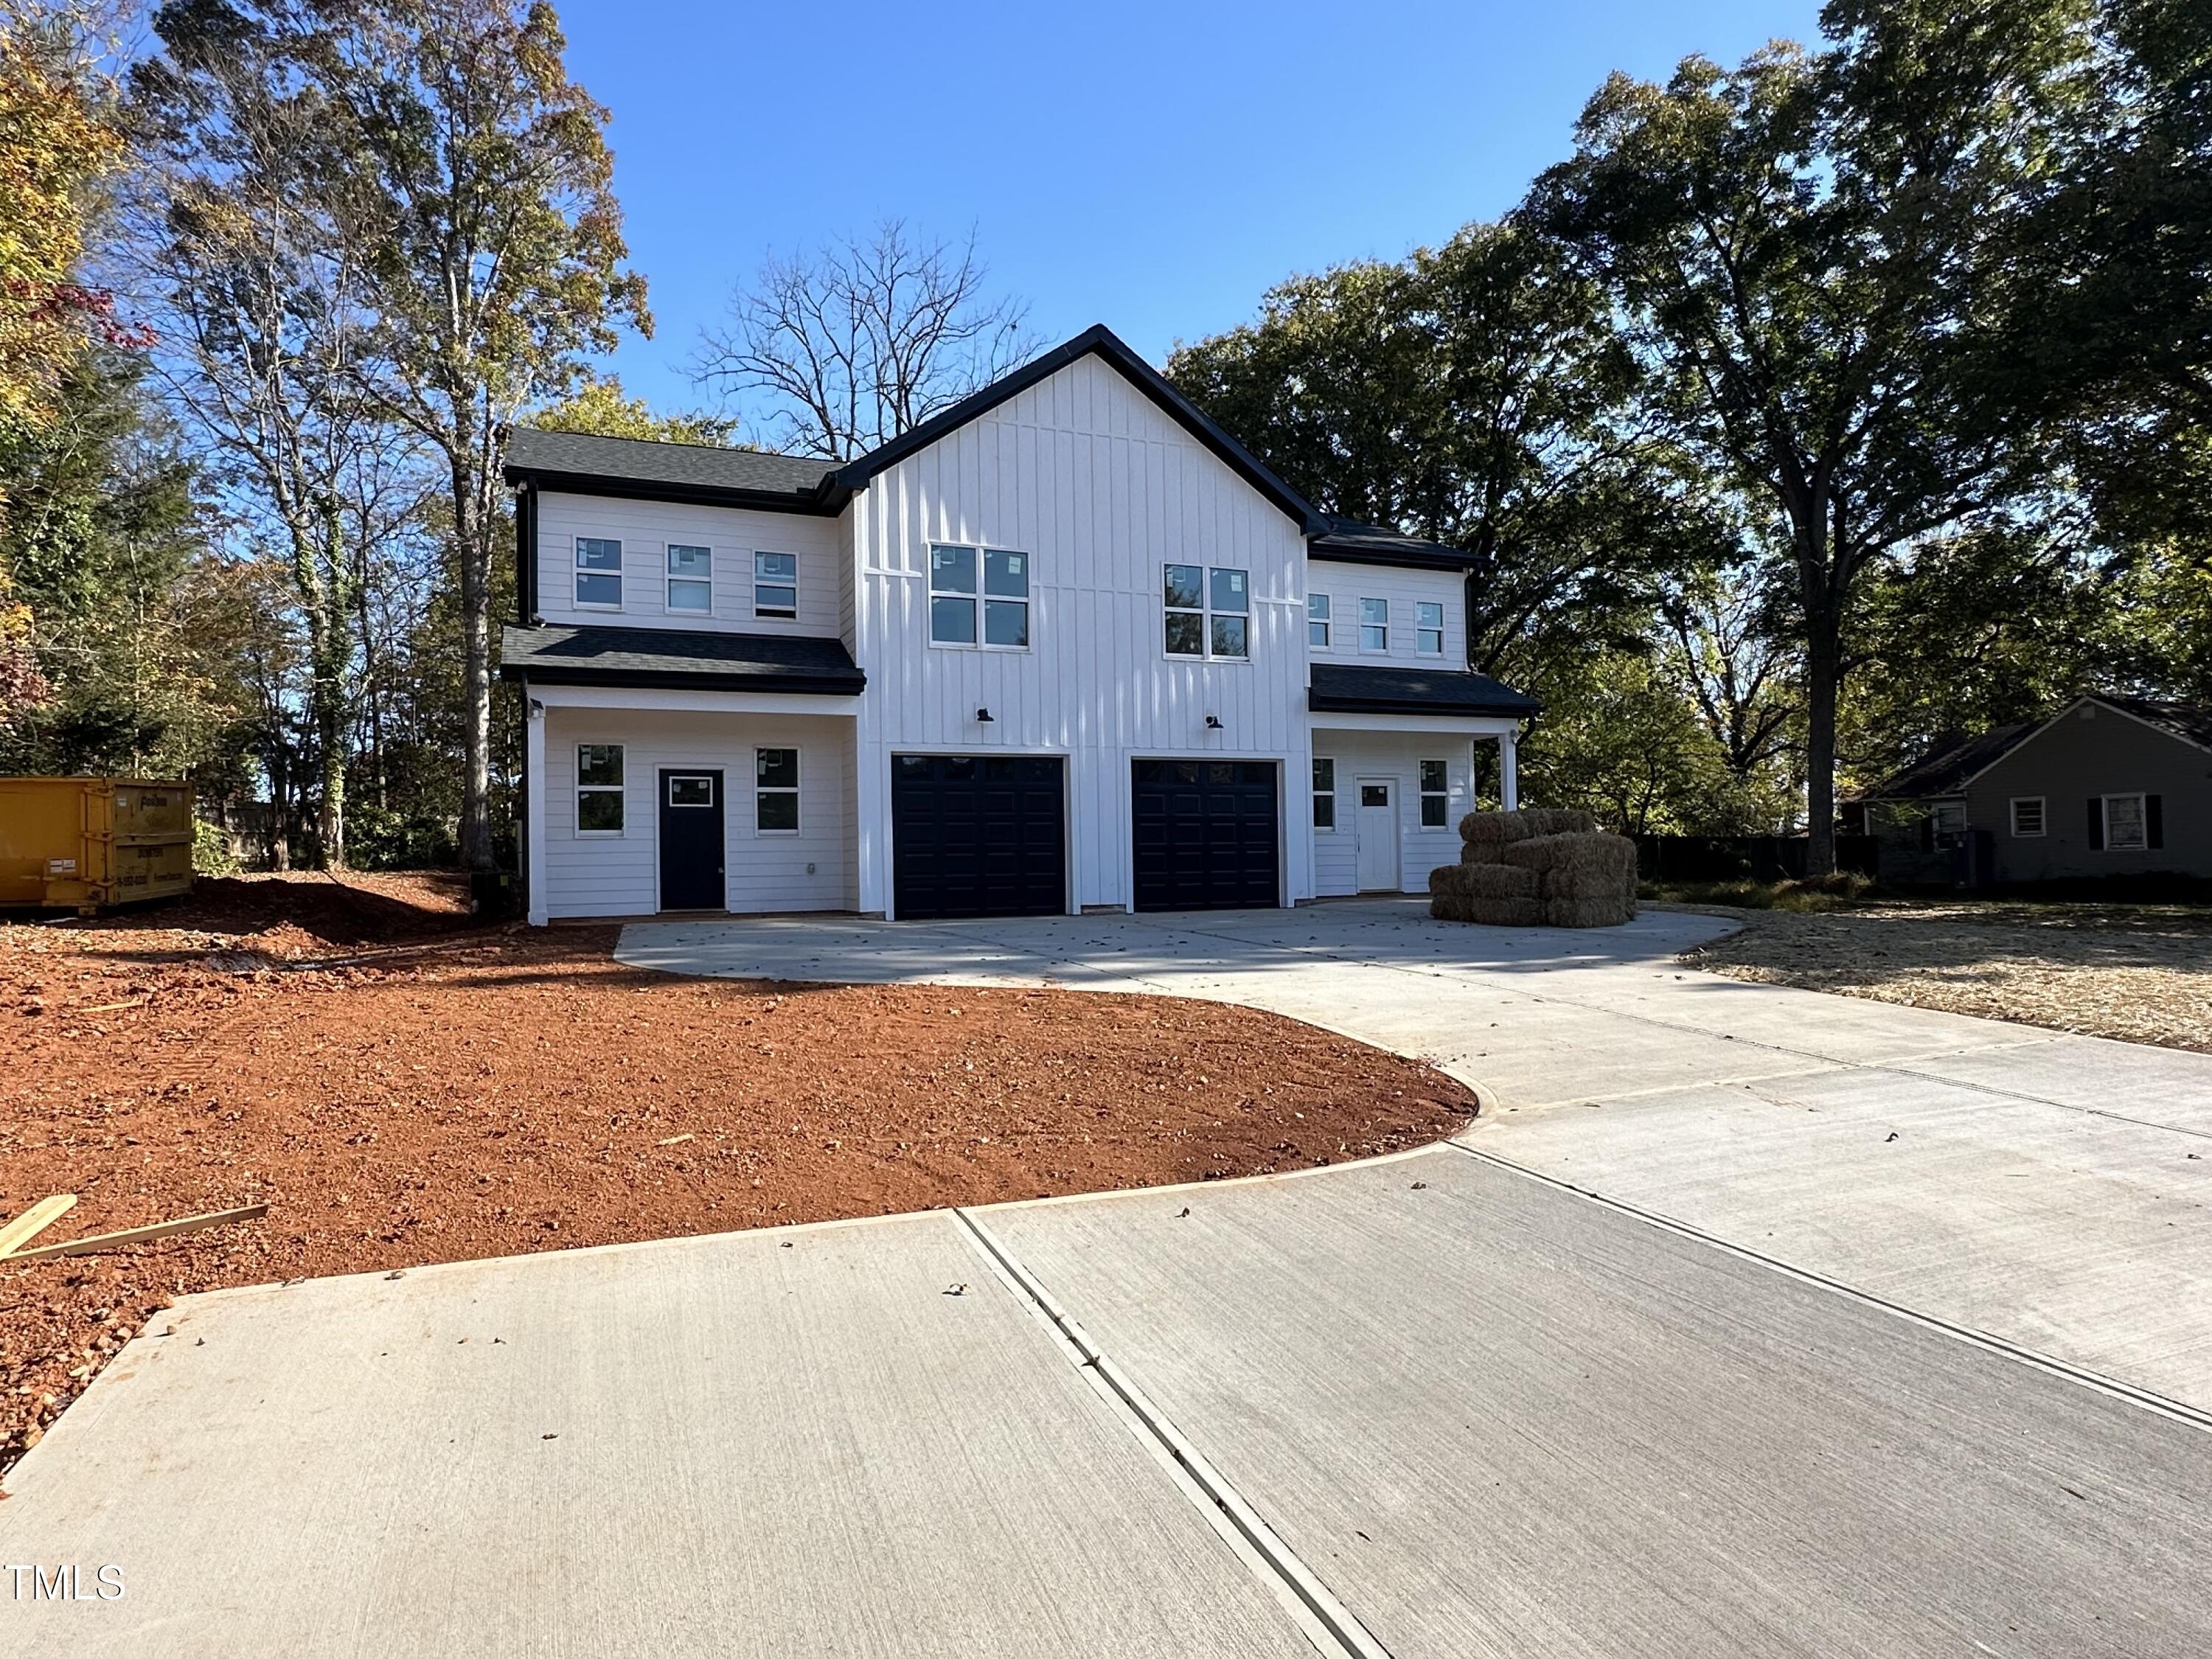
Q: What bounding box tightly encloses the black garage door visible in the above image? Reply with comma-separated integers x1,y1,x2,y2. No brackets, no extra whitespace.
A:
891,755,1066,919
1131,759,1280,913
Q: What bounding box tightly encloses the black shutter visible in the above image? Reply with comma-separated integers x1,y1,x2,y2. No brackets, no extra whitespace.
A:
2087,799,2104,849
2147,794,2164,849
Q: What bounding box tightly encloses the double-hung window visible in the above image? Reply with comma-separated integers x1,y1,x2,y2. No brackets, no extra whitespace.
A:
1312,758,1336,829
667,545,711,613
756,748,799,833
1164,564,1250,659
1359,597,1388,652
929,546,1030,647
754,552,797,619
1416,602,1445,656
1419,760,1450,828
1307,594,1332,648
575,538,622,608
2098,793,2153,851
576,744,624,834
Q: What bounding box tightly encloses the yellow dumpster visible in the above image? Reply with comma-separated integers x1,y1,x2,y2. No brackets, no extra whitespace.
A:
0,777,196,912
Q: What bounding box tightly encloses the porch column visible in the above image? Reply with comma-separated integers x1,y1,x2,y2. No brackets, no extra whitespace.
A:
525,695,549,927
1500,728,1519,811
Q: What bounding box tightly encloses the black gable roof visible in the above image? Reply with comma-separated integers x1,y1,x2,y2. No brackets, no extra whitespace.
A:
2103,695,2212,751
504,427,838,511
830,324,1321,532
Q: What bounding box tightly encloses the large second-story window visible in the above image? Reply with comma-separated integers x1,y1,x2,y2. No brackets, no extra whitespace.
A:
929,545,1031,648
667,545,711,613
575,538,622,608
754,552,798,619
1165,564,1249,659
1416,602,1445,656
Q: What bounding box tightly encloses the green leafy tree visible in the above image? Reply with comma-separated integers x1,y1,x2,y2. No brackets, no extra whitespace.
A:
327,0,649,872
1526,2,2098,872
527,376,737,446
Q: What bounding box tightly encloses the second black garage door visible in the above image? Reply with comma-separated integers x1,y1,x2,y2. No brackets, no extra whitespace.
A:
891,754,1066,919
1131,759,1280,912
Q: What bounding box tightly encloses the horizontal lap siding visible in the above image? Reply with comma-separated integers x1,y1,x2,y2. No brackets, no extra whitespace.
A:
540,708,854,918
534,493,841,636
851,355,1313,913
1311,732,1476,895
1308,558,1465,667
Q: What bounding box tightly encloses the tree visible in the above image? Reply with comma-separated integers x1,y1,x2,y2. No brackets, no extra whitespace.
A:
131,0,411,866
1659,565,1800,821
1526,3,2096,872
527,375,737,446
324,0,648,874
0,0,142,443
696,220,1033,459
1169,222,1722,685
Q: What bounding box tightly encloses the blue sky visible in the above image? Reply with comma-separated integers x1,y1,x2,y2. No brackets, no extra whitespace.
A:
559,0,1826,419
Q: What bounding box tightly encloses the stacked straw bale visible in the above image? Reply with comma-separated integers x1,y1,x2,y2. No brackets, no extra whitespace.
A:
1430,809,1638,928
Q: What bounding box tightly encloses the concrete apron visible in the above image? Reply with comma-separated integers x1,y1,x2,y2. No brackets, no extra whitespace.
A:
4,1146,2209,1657
617,901,2212,1411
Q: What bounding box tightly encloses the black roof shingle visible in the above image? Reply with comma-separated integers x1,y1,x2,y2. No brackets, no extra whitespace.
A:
503,428,837,507
499,624,864,695
1309,661,1538,718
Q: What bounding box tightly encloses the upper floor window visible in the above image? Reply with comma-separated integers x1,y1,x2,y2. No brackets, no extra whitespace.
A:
1416,602,1445,656
575,538,622,608
576,744,624,834
754,552,798,619
1165,564,1249,659
1307,593,1331,648
667,545,711,613
929,545,1030,648
1359,597,1388,652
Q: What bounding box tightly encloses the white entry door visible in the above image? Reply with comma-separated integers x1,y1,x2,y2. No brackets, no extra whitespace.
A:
1356,779,1399,891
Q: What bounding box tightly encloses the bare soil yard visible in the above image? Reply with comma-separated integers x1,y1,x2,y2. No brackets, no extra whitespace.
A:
0,874,1470,1472
1672,899,2212,1052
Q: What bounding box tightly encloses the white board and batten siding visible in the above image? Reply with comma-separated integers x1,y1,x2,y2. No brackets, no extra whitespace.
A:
1311,732,1478,897
538,707,855,918
846,354,1315,914
1307,558,1464,666
532,491,842,638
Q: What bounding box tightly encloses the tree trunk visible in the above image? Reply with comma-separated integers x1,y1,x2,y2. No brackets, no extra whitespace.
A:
451,427,494,873
1803,606,1840,879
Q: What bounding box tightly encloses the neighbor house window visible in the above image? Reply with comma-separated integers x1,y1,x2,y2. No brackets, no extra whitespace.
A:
1308,593,1332,648
757,748,799,833
1416,602,1445,656
1165,564,1249,659
576,744,624,834
1313,757,1336,829
575,538,622,608
754,552,797,619
928,546,1031,647
1419,760,1450,828
1359,597,1388,652
2010,796,2045,837
667,544,711,613
2098,792,2155,852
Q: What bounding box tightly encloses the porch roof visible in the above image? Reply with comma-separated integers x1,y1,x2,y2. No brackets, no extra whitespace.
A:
499,624,866,695
1308,662,1538,719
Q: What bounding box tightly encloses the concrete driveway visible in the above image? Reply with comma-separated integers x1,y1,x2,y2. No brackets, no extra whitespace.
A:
619,900,2212,1411
7,1146,2211,1656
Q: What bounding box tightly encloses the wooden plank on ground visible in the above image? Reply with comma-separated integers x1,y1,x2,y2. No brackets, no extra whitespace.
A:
2,1203,268,1264
0,1194,77,1260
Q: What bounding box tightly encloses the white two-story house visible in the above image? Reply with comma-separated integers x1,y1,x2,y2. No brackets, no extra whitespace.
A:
500,325,1537,925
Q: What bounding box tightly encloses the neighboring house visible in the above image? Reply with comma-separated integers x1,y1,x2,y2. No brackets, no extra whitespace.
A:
498,324,1538,925
1846,695,2212,886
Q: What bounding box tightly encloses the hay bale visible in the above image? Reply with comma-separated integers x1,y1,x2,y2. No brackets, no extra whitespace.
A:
1521,807,1599,837
1431,862,1537,900
1470,896,1547,927
1542,895,1633,928
1500,832,1638,901
1429,893,1475,923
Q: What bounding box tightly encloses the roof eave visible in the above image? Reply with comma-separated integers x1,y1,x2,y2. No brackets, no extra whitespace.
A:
504,464,847,517
503,662,866,695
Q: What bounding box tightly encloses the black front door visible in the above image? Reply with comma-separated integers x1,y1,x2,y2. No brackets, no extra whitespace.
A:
658,769,724,911
1131,759,1280,912
891,755,1066,919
